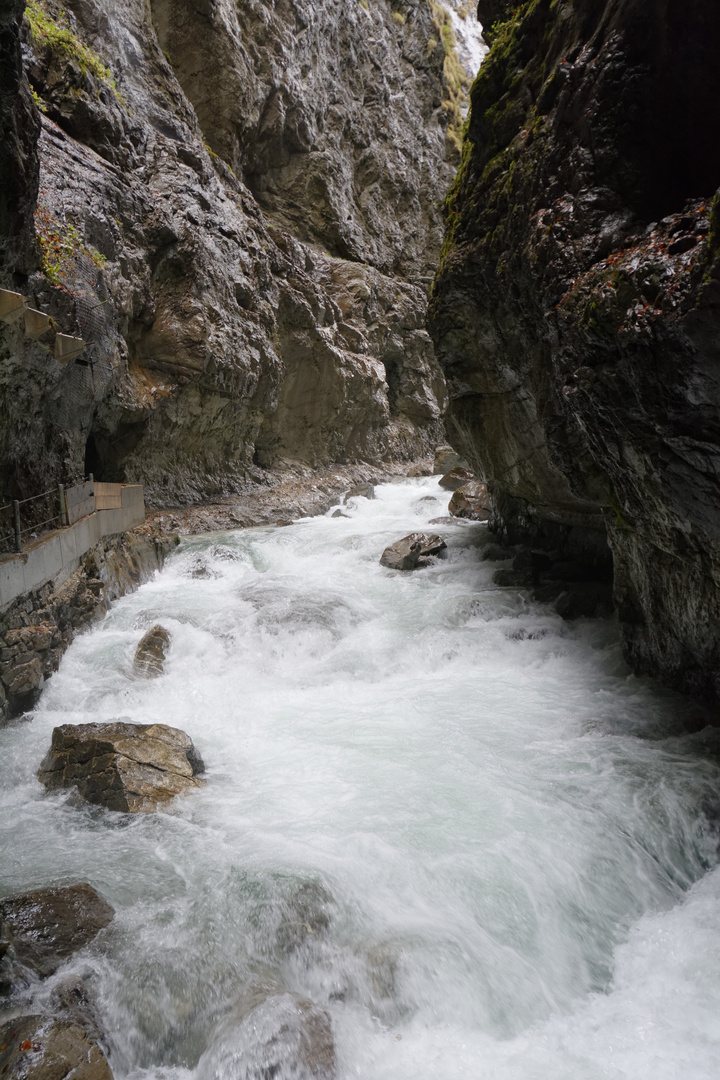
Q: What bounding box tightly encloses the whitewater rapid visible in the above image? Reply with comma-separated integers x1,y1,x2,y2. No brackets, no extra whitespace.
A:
2,478,720,1079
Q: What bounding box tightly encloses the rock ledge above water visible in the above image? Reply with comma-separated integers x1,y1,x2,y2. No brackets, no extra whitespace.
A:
38,722,205,813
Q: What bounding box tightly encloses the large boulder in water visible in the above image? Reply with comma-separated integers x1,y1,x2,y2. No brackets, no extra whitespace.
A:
134,625,171,677
438,466,474,491
0,884,114,984
380,533,446,571
448,481,491,521
199,976,335,1080
0,1013,112,1080
38,722,205,813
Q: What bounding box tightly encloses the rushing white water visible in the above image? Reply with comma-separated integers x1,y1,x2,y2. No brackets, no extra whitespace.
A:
2,478,720,1080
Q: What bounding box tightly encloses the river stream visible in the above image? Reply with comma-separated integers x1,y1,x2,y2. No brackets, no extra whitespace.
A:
2,478,720,1079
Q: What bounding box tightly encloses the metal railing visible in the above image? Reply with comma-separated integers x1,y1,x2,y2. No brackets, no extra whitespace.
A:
0,474,108,555
0,486,67,555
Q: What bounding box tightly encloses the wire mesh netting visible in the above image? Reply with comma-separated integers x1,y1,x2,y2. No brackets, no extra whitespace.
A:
49,254,117,434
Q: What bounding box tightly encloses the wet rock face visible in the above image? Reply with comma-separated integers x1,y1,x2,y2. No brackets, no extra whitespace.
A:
0,1014,113,1080
38,721,205,812
0,883,114,983
438,466,474,491
150,0,454,281
134,624,170,678
429,0,720,700
380,532,447,571
448,480,490,520
0,0,464,508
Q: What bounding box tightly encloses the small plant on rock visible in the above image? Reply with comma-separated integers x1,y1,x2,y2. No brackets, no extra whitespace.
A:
35,204,107,289
24,0,123,104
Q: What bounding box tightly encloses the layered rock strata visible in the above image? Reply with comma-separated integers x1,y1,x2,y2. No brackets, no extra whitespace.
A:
0,0,485,509
429,0,720,700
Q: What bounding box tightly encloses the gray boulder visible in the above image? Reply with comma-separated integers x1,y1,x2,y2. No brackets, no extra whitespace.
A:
0,883,114,984
134,625,171,678
380,533,446,571
38,722,205,813
448,481,491,521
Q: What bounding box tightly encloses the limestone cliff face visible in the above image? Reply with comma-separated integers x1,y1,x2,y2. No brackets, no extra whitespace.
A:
151,0,452,281
0,0,480,506
429,0,720,700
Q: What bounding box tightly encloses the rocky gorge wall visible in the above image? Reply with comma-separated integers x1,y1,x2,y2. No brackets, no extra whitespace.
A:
429,0,720,701
0,0,483,508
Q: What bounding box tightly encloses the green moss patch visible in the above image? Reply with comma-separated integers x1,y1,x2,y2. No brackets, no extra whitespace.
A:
25,0,122,102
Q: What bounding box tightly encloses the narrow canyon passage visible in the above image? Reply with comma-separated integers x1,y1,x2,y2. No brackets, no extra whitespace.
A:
2,480,720,1080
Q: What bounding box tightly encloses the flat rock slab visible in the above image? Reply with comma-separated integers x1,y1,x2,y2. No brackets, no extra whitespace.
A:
0,884,114,980
0,1014,112,1080
134,625,170,678
380,533,446,571
38,721,205,813
448,481,491,521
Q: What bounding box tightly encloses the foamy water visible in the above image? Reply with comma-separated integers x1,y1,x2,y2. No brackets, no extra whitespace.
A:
2,479,720,1079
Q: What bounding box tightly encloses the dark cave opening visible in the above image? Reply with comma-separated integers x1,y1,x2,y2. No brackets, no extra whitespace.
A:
84,434,104,481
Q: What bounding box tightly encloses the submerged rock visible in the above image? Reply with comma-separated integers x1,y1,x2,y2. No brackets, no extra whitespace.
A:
380,533,446,571
345,483,375,501
37,722,205,813
0,1013,112,1080
275,881,333,954
438,467,474,491
199,978,335,1080
134,625,171,678
448,481,491,521
0,883,114,984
